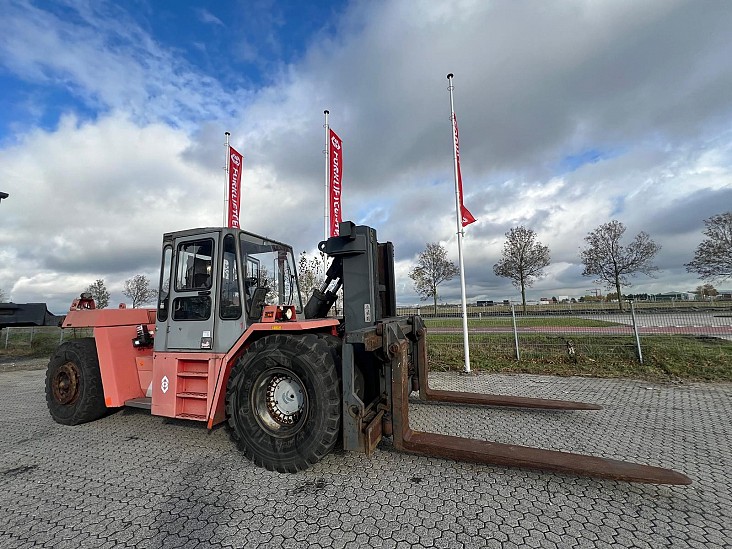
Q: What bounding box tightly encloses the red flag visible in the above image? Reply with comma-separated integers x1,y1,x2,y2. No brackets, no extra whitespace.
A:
453,114,476,227
227,146,243,228
328,129,343,237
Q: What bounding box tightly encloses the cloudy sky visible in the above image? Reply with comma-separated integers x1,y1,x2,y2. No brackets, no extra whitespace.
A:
1,0,731,312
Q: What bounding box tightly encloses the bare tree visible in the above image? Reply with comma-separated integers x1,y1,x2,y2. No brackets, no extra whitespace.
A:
493,226,550,313
86,279,110,309
123,274,158,308
298,251,325,301
409,243,459,313
0,287,6,302
580,220,660,310
258,266,280,304
685,211,732,281
694,283,718,301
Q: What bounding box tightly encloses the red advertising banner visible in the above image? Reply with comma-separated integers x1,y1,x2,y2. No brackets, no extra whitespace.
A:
453,114,476,227
228,146,242,228
328,129,343,237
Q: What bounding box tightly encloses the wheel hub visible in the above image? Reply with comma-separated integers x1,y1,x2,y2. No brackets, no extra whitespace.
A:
266,374,305,425
52,362,80,405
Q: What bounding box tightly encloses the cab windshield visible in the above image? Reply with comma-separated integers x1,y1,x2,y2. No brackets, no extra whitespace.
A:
239,233,303,313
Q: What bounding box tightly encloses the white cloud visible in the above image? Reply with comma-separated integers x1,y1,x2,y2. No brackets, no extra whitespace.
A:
197,8,224,27
1,0,732,311
0,111,325,310
0,1,243,129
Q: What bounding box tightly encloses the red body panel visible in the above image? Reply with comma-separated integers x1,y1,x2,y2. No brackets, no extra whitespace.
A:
150,352,224,420
63,308,157,407
61,308,339,427
63,308,156,328
94,326,152,407
136,355,153,397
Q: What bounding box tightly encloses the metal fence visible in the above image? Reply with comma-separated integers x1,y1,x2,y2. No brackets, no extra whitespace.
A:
397,302,732,370
2,326,93,351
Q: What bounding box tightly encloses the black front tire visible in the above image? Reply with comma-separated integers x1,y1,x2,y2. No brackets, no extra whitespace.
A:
225,334,341,473
45,338,107,425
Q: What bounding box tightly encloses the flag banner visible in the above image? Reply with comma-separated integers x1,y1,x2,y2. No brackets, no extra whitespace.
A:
453,113,476,227
328,129,343,237
227,146,243,228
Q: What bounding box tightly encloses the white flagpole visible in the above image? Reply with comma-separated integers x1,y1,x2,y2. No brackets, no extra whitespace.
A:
224,131,231,227
324,110,330,243
447,73,472,373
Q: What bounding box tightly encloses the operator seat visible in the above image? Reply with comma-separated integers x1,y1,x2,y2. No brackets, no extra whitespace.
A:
191,258,211,288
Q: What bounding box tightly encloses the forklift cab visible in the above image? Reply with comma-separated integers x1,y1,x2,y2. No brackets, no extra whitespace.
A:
154,227,304,353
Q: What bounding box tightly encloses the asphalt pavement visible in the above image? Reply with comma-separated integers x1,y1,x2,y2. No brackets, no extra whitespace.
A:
0,361,730,548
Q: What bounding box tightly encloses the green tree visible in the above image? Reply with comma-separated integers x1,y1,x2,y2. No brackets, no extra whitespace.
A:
409,243,459,313
493,226,550,313
86,279,110,309
580,220,660,311
685,211,732,281
123,274,157,308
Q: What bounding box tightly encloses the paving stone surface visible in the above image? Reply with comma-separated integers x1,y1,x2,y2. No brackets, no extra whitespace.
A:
0,365,730,548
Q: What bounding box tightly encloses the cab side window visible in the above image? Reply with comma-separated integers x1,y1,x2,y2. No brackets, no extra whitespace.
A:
176,239,214,291
172,239,214,321
220,234,242,319
157,246,172,322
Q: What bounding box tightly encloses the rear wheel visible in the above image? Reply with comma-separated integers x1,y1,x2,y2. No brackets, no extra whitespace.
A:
225,334,341,472
45,338,107,425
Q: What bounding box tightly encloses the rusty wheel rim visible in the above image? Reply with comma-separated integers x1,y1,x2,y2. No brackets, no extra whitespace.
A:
52,361,80,405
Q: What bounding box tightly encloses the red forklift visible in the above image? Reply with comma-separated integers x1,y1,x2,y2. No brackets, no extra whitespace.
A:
46,221,690,483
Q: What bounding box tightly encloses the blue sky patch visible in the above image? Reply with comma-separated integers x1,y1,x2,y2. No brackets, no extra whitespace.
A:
559,148,618,173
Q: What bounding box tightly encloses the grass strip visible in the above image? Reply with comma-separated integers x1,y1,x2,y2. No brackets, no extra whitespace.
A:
427,333,732,382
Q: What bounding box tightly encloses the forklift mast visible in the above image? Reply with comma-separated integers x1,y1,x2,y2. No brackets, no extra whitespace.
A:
305,221,395,328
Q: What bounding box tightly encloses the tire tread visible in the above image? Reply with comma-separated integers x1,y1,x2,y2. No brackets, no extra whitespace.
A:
45,338,107,425
225,333,341,472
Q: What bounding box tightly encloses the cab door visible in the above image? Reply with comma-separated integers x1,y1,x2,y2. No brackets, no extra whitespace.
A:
165,233,218,350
